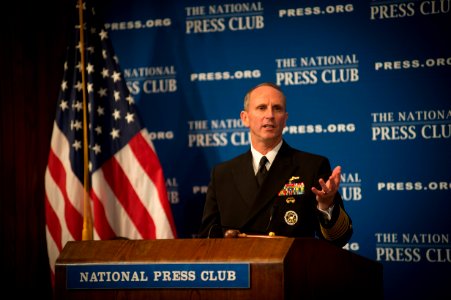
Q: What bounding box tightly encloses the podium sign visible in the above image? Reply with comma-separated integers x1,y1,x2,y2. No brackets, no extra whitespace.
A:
55,238,383,299
65,262,250,289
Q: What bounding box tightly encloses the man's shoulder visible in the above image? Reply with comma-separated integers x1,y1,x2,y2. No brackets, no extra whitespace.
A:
281,142,330,168
293,148,327,160
211,151,251,175
282,141,328,160
218,151,250,167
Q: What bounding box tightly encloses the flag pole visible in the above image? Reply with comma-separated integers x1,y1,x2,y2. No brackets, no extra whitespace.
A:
78,0,93,240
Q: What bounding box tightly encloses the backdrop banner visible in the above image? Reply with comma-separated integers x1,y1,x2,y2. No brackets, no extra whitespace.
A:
97,1,450,299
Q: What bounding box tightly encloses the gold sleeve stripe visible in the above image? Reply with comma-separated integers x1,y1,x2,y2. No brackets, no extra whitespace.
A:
320,207,351,241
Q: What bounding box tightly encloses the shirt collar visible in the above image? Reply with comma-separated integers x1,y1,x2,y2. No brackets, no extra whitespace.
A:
250,140,283,174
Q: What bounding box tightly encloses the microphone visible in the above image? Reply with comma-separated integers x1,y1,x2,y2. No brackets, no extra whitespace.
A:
207,224,223,238
265,204,278,232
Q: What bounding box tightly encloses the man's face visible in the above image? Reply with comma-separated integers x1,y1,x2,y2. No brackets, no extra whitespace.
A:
240,85,288,144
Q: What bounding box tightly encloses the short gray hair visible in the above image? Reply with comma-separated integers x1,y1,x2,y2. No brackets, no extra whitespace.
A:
243,82,286,111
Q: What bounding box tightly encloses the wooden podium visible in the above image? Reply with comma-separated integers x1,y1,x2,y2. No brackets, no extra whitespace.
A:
55,238,383,300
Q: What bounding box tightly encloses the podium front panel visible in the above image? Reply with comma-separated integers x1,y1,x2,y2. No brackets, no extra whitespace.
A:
55,238,383,300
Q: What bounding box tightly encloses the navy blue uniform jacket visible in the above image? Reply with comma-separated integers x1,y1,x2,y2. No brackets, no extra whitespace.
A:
199,140,353,247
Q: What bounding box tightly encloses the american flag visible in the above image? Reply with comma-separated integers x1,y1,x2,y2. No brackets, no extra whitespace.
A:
44,0,177,284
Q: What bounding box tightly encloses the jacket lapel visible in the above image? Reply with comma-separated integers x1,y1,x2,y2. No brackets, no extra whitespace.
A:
244,142,298,225
232,150,260,208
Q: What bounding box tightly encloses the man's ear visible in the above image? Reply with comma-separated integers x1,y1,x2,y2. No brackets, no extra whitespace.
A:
240,111,250,127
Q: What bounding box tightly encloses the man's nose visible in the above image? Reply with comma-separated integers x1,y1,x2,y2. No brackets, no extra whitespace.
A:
265,108,275,117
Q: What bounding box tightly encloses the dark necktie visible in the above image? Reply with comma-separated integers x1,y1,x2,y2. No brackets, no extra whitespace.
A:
256,156,268,187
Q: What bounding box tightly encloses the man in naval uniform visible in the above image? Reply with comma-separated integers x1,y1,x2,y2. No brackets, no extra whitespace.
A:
199,82,353,247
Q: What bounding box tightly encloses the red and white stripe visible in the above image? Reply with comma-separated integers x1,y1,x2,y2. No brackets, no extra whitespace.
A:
45,122,176,285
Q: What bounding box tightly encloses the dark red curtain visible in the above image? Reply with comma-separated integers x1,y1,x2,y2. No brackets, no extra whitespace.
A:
1,0,71,297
